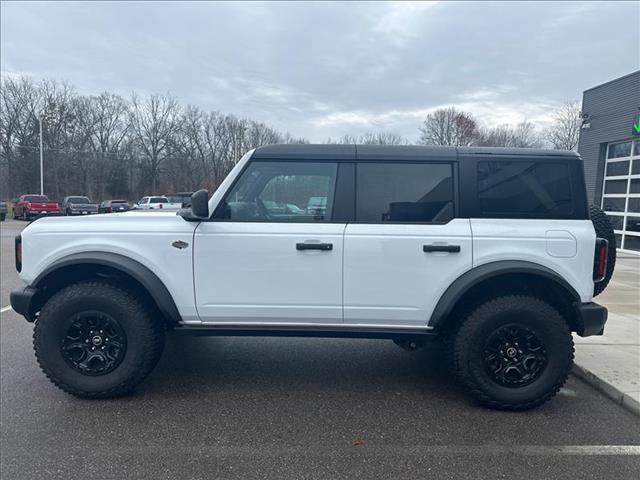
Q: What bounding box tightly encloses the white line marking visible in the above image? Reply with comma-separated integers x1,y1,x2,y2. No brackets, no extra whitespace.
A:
1,305,12,313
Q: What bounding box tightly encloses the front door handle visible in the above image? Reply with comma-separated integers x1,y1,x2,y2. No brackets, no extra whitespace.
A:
296,242,333,251
423,244,461,253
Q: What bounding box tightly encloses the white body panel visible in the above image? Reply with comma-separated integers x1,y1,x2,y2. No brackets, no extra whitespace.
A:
343,219,473,326
18,212,200,323
193,222,346,323
470,219,596,302
17,147,599,332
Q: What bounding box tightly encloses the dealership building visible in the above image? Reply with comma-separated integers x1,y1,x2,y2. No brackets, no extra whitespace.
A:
579,70,640,254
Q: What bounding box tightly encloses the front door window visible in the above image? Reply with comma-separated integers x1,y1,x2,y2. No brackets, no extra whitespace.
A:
215,161,338,222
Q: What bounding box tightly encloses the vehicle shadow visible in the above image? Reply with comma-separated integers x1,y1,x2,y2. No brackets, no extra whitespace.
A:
142,333,461,399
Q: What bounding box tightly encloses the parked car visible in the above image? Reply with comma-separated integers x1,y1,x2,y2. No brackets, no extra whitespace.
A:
10,145,615,410
0,200,7,221
13,194,59,220
98,200,130,214
60,196,99,216
135,196,170,210
165,192,194,209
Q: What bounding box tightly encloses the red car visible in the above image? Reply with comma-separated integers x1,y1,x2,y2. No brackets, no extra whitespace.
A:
14,194,60,221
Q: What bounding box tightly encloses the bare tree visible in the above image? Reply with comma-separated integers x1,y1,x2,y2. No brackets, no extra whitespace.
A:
129,93,181,193
0,76,40,197
327,132,408,145
418,107,480,146
479,120,543,148
545,101,581,150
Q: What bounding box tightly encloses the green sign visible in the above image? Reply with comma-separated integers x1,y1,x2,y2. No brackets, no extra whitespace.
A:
634,115,640,135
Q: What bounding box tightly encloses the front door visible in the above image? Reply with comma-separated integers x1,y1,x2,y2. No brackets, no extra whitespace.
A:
194,160,345,324
343,161,473,326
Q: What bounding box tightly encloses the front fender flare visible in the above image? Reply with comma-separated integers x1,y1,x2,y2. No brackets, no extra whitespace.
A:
33,251,182,324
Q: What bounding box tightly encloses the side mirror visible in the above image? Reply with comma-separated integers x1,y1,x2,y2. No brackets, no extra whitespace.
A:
190,189,209,218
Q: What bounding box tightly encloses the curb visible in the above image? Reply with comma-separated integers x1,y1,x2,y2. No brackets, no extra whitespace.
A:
572,363,640,416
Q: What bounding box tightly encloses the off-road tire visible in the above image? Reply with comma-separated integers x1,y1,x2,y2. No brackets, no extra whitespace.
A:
0,213,5,221
451,295,573,411
33,281,165,398
590,204,616,296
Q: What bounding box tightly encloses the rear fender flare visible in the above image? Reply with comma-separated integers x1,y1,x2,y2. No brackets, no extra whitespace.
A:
429,260,581,329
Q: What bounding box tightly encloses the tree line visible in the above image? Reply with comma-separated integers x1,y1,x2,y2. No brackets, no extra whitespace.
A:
0,75,581,201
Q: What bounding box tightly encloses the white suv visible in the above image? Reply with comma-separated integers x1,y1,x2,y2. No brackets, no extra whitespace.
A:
10,145,615,410
135,196,170,210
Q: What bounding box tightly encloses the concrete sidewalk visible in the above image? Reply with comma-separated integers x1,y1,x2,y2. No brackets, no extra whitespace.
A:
573,253,640,414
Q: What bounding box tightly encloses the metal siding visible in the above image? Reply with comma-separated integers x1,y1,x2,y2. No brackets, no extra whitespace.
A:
578,71,640,203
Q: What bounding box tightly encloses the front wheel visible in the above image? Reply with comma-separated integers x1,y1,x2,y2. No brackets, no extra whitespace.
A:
33,281,165,398
450,295,573,411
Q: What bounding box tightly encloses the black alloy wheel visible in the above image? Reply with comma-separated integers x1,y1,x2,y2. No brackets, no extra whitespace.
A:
61,311,127,376
482,323,548,388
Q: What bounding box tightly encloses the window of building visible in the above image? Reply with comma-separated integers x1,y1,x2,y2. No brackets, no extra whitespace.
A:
356,162,454,223
601,139,640,254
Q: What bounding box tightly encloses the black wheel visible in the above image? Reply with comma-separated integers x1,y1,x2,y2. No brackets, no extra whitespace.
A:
0,213,5,221
66,208,71,216
33,281,165,398
451,295,573,411
590,205,616,296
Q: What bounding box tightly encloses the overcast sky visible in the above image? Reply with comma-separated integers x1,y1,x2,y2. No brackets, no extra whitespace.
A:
1,1,638,141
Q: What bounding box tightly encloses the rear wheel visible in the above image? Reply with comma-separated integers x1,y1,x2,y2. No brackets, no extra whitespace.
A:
590,204,616,296
450,295,573,411
33,281,165,398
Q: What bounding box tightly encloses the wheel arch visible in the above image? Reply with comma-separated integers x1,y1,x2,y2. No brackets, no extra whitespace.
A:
31,252,182,327
430,261,582,332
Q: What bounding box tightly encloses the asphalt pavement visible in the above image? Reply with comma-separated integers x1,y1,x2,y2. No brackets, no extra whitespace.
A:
1,219,639,479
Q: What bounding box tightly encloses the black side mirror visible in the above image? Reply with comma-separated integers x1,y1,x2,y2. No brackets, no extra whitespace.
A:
190,189,209,218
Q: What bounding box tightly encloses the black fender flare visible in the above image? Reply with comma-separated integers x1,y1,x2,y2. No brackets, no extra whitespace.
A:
33,252,182,324
428,260,581,329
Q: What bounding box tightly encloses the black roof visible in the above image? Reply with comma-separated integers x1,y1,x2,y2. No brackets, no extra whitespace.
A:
252,144,580,161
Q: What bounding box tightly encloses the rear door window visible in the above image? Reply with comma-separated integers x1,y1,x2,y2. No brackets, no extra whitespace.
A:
477,161,573,217
355,162,454,223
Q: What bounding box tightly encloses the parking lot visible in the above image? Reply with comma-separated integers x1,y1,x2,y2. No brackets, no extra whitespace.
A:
1,218,639,479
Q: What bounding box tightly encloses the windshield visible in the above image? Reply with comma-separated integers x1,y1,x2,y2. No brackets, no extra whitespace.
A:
69,196,90,203
24,195,48,202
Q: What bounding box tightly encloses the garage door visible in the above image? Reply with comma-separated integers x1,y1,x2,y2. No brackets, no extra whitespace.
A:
601,139,640,254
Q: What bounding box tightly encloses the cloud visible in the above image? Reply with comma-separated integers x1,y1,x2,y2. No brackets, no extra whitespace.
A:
1,1,637,141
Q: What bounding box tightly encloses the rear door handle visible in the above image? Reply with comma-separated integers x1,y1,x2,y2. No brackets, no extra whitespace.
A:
423,244,460,253
296,242,333,251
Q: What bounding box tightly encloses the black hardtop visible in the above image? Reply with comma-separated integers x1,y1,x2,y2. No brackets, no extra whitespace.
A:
252,144,580,162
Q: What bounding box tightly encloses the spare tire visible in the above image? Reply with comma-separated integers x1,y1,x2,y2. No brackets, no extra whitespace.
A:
590,204,616,296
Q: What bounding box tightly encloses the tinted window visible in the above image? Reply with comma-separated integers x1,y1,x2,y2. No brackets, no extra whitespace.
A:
477,161,572,216
68,196,90,203
602,197,626,212
24,195,48,202
150,197,168,203
604,180,627,194
217,161,338,222
356,163,454,223
624,235,640,252
605,161,630,177
608,142,632,159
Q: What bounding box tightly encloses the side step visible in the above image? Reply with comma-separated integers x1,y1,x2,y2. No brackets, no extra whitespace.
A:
171,324,438,340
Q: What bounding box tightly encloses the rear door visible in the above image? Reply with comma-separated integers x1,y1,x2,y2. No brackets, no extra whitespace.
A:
194,159,347,324
343,151,472,326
